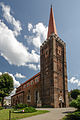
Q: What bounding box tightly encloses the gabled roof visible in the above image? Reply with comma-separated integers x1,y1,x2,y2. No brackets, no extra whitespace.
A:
17,72,40,89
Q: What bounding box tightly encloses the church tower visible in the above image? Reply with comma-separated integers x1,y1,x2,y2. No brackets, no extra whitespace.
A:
40,6,69,108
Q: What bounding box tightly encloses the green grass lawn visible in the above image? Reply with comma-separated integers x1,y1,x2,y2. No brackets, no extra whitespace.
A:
0,109,49,120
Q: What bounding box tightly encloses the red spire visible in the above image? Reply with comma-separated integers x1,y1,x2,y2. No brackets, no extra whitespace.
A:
47,5,57,39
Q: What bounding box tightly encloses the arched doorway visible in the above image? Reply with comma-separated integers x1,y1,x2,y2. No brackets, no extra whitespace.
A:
59,96,64,108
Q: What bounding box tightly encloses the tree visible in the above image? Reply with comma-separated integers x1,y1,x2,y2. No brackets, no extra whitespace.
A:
71,89,80,99
0,97,2,102
0,73,14,107
70,95,80,110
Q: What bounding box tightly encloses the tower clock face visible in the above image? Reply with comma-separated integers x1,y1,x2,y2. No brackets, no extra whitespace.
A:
57,46,62,56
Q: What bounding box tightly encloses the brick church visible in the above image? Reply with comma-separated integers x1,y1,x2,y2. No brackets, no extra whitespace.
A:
11,6,69,108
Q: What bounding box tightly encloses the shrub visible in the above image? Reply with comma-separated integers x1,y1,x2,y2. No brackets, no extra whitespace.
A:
13,103,28,110
42,105,53,108
0,106,3,110
71,89,80,99
14,106,37,113
70,95,80,110
63,112,80,120
24,107,37,113
76,95,80,110
63,95,80,120
69,99,77,108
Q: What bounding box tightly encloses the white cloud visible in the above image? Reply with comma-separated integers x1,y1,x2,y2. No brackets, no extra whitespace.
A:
12,77,20,88
26,64,37,71
25,22,48,49
78,81,80,86
0,72,20,88
0,3,22,36
26,63,40,71
0,20,39,67
2,72,20,98
29,50,40,63
32,36,41,48
69,76,80,87
0,3,41,70
15,73,26,78
10,88,16,96
5,88,16,99
37,64,40,70
6,72,20,97
0,72,2,76
69,77,78,84
28,23,33,31
0,20,27,66
4,72,20,88
24,23,47,70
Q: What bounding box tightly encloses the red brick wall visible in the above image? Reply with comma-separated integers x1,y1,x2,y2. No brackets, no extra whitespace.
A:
11,73,41,107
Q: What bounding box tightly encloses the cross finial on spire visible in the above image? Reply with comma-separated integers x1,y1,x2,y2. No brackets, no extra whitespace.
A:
47,5,57,39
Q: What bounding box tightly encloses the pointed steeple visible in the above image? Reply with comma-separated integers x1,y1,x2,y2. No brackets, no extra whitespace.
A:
47,5,57,39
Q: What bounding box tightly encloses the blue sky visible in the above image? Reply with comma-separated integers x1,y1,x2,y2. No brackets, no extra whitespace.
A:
0,0,80,92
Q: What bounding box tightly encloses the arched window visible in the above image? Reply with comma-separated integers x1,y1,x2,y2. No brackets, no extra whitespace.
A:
27,90,31,102
34,90,39,103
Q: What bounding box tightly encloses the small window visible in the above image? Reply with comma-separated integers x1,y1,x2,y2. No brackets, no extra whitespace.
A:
23,84,26,88
27,95,30,100
45,48,49,58
27,95,31,102
31,80,34,85
28,90,30,93
35,77,39,83
60,90,62,93
57,46,62,55
46,50,48,55
27,90,31,102
27,83,30,87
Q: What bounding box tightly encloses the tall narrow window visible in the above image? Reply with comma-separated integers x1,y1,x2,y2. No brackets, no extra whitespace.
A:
27,90,31,102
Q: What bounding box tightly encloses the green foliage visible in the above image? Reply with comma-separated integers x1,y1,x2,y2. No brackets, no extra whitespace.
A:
13,104,36,113
13,103,28,110
0,73,14,106
76,95,80,110
71,89,80,99
70,95,80,110
69,99,77,108
63,111,80,120
42,105,53,108
24,107,37,113
0,106,3,110
14,107,37,113
0,73,14,97
0,97,2,102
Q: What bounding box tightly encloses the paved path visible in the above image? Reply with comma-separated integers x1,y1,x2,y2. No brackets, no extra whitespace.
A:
19,107,75,120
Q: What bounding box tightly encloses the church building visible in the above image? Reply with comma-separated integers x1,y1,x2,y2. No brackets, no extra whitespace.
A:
11,6,69,108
